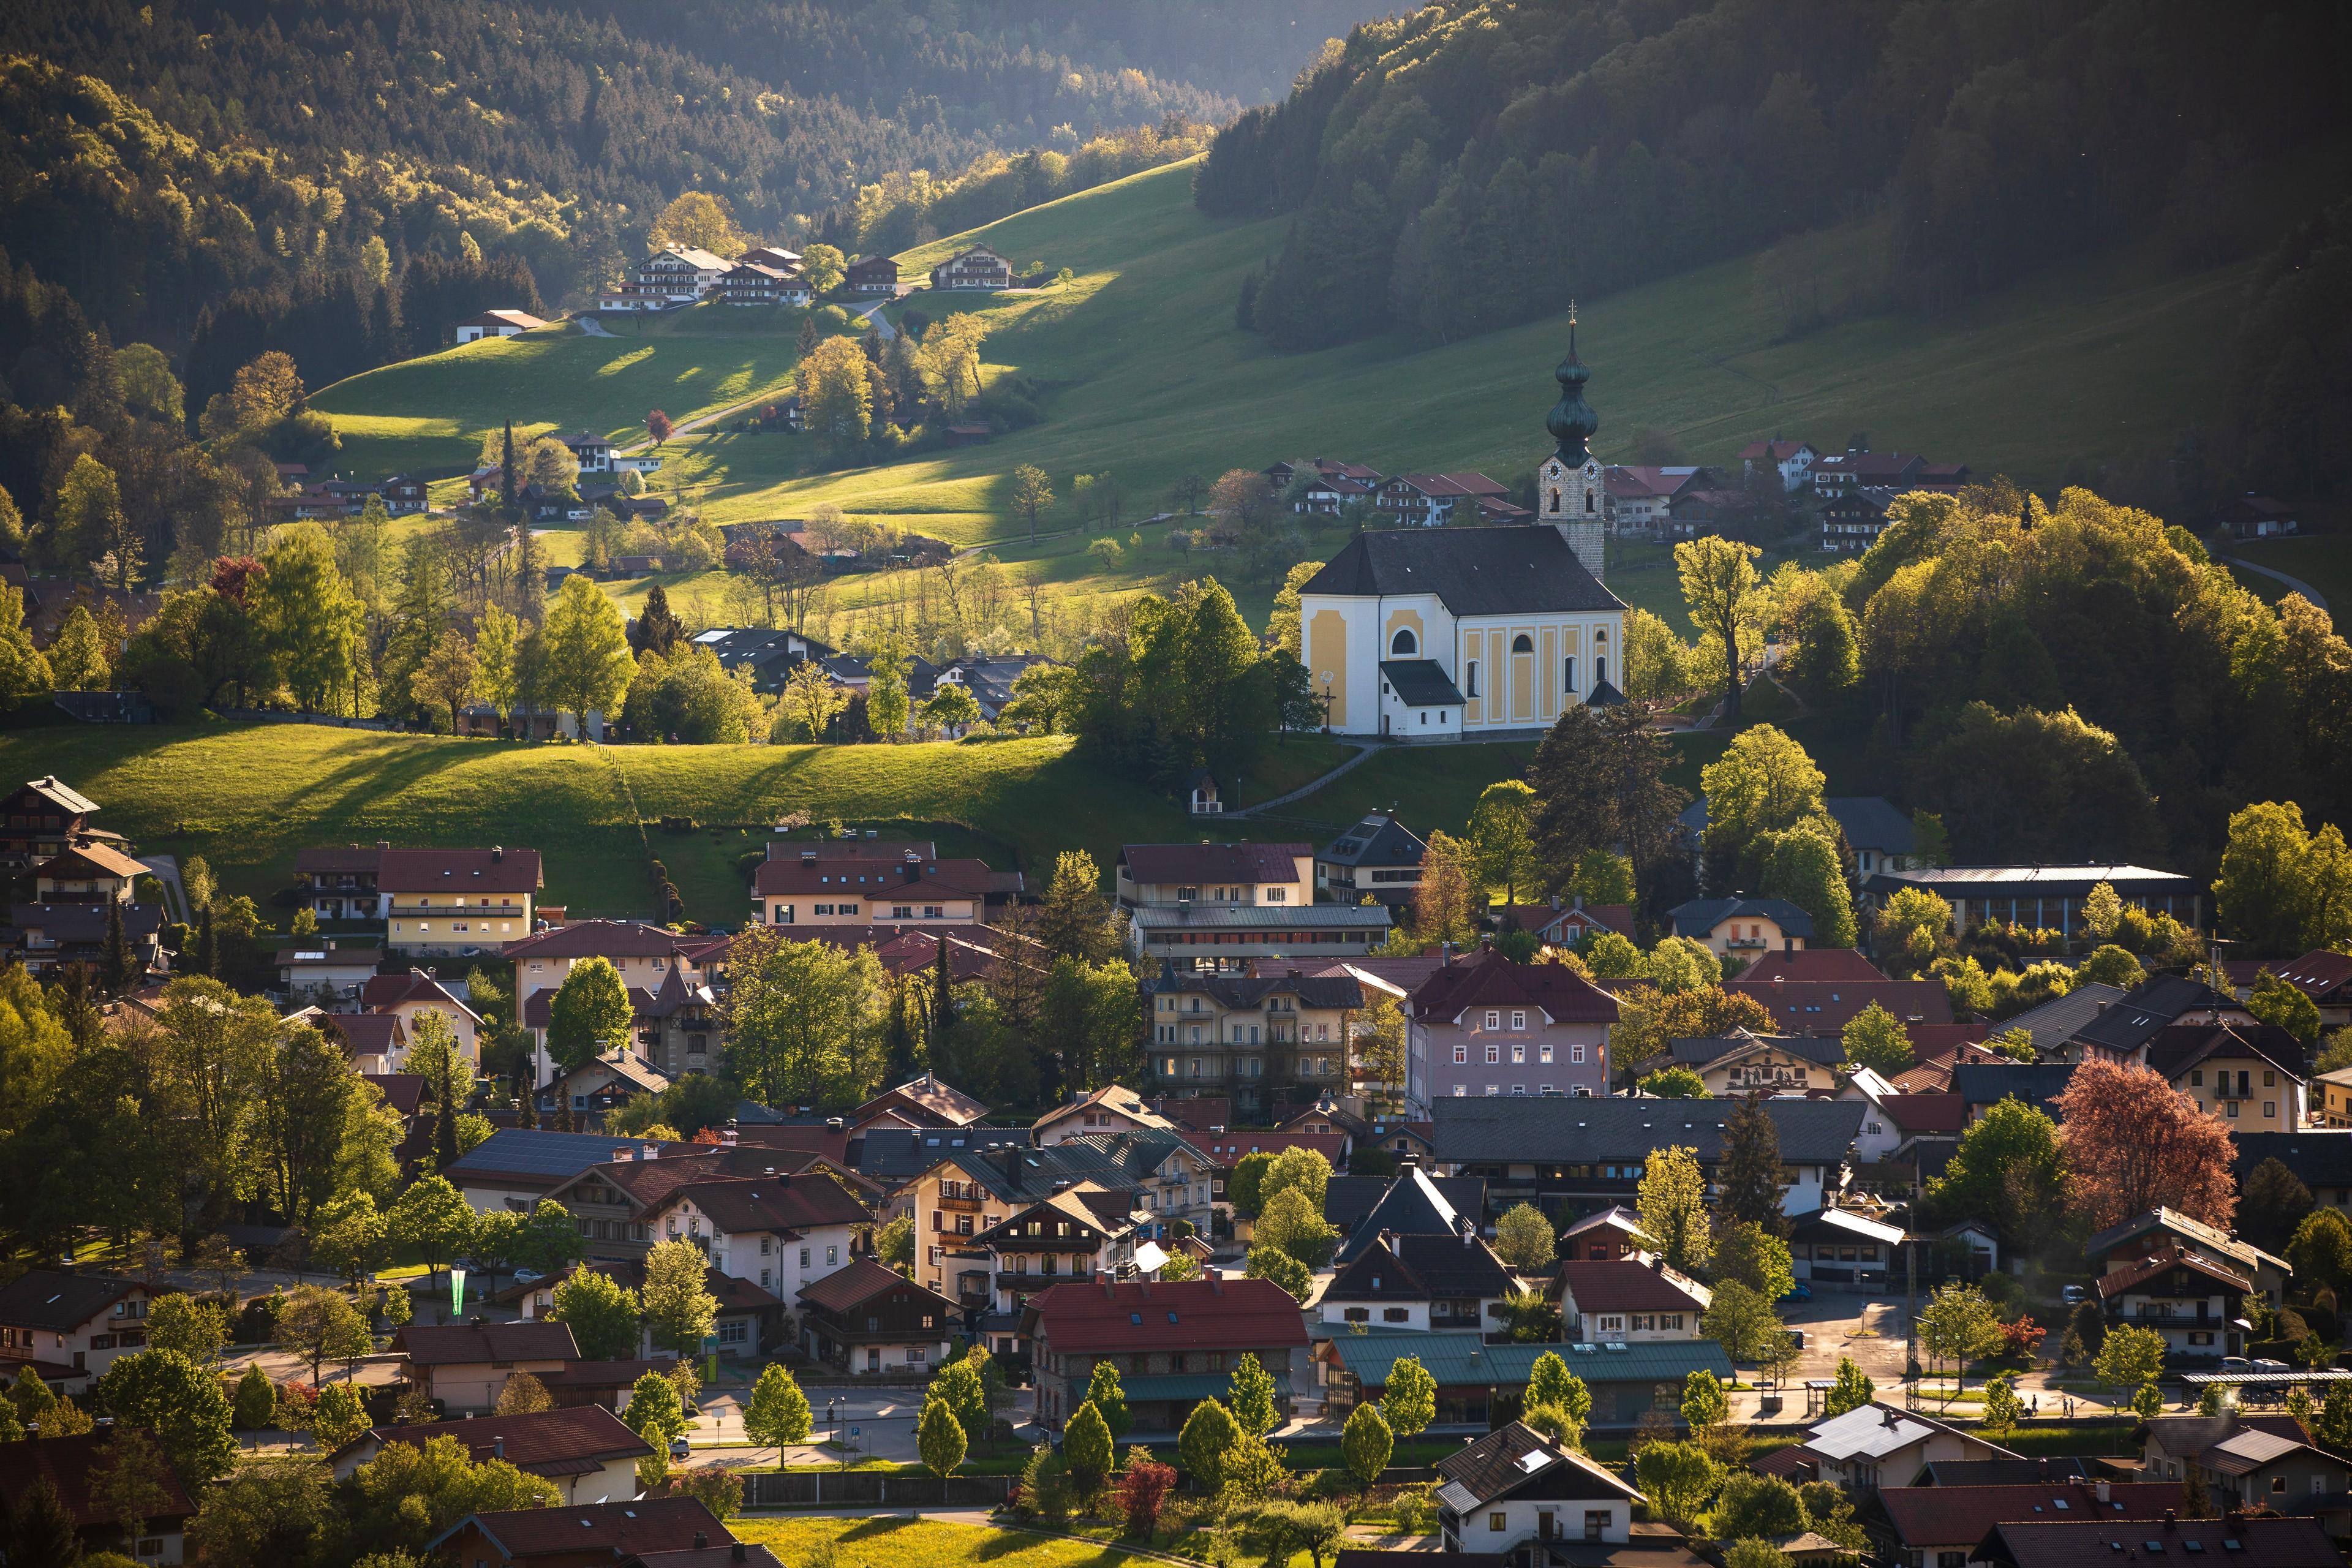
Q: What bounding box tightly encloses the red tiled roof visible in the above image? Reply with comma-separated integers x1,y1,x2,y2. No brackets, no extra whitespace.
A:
296,844,386,875
362,1072,428,1115
1881,1093,1965,1134
1180,1130,1348,1170
650,1174,870,1234
1742,980,1954,1034
796,1255,956,1316
348,1404,651,1477
394,1321,578,1365
363,970,484,1020
752,857,993,899
505,920,707,960
379,846,543,895
2225,951,2352,999
1496,902,1634,940
0,1431,195,1528
320,1012,406,1057
445,1497,725,1558
1733,949,1890,987
1409,949,1621,1025
1553,1260,1708,1314
1023,1277,1308,1354
1120,842,1310,886
1875,1481,2184,1545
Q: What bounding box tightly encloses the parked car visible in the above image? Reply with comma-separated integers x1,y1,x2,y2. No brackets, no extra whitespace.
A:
1785,1329,1807,1352
513,1268,544,1285
669,1434,692,1460
2062,1284,2090,1305
2221,1356,2253,1376
1781,1283,1812,1304
2253,1357,2291,1374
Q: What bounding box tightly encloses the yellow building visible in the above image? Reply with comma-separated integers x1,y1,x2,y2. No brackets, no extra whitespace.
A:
380,846,541,957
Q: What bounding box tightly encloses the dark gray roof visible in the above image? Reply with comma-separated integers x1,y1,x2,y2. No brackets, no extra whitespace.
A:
1667,897,1815,941
445,1129,660,1182
1320,814,1428,871
1430,1097,1864,1166
1951,1062,2078,1116
1300,527,1624,617
2068,976,2234,1057
1918,1457,2116,1486
1333,1166,1477,1264
851,1126,971,1183
942,1128,1191,1202
1380,660,1466,708
1996,982,2125,1054
0,1270,138,1331
2233,1132,2352,1190
1146,962,1364,1010
1327,1173,1484,1234
1825,797,1915,854
1669,1032,1844,1069
1323,1231,1518,1303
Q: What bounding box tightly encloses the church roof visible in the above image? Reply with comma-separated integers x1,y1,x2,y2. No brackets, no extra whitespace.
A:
1302,527,1623,617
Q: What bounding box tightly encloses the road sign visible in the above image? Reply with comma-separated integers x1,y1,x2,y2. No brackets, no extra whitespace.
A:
850,1425,861,1436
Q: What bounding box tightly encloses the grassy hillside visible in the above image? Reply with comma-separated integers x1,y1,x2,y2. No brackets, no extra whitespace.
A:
2226,536,2351,625
311,305,823,481
0,722,1362,925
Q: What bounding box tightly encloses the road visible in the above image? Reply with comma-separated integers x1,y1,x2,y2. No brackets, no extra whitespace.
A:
2226,552,2331,611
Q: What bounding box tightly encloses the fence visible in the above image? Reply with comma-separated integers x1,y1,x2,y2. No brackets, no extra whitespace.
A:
742,1471,1014,1510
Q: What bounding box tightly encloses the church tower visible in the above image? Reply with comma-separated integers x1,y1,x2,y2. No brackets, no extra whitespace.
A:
1542,306,1606,582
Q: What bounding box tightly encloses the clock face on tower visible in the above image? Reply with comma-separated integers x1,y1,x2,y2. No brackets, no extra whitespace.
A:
1584,462,1599,480
1546,461,1562,480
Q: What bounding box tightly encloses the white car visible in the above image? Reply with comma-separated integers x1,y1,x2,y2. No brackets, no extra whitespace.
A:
669,1434,692,1460
513,1268,544,1285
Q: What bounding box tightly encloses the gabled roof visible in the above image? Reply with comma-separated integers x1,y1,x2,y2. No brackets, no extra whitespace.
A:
2226,951,2352,1000
1322,1231,1518,1303
378,846,543,895
1668,1030,1844,1069
1434,1422,1642,1512
1022,1276,1307,1354
1666,897,1814,940
0,1430,195,1528
752,855,993,899
505,919,706,960
1431,1096,1865,1166
1146,963,1365,1011
1409,949,1620,1026
447,1129,680,1186
1973,1516,2339,1567
1326,1172,1484,1237
1823,796,1916,854
797,1255,957,1316
1872,1482,2185,1545
2233,1131,2352,1189
363,968,485,1023
318,1011,406,1060
1182,1129,1349,1170
2093,1244,2252,1301
1732,948,1891,987
1743,979,1954,1034
2069,975,2239,1056
362,1072,428,1115
650,1174,869,1235
1381,660,1466,707
393,1321,579,1365
12,775,100,815
2139,1410,2310,1459
341,1404,651,1477
1299,527,1623,617
1119,842,1310,886
1953,1062,2078,1115
2146,1021,2308,1084
855,1074,989,1128
431,1497,728,1559
1331,1333,1730,1391
1995,982,2126,1054
0,1270,140,1331
1036,1084,1176,1134
1553,1259,1711,1315
1332,1166,1470,1264
1807,1401,2011,1463
39,841,148,880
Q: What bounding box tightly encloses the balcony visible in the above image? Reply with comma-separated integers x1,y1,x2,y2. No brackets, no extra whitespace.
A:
390,903,525,918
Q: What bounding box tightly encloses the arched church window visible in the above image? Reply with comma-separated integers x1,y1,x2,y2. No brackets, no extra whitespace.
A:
1585,491,1595,513
1390,628,1417,657
1512,634,1534,654
1550,490,1561,514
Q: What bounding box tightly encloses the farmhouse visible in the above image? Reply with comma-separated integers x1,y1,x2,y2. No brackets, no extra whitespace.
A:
0,1269,152,1392
0,776,104,870
1024,1276,1308,1433
929,244,1014,289
454,309,548,342
0,1430,197,1564
845,255,900,293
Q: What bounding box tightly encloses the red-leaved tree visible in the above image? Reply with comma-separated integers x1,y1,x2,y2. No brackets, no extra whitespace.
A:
647,408,673,445
2054,1056,2237,1230
1117,1457,1176,1540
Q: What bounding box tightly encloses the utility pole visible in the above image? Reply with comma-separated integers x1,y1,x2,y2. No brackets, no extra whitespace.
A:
1905,1233,1920,1408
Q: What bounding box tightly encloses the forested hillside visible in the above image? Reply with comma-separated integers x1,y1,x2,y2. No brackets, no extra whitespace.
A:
0,0,1375,393
1205,0,2352,495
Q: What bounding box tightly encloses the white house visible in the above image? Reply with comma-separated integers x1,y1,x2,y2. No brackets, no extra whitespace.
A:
1434,1422,1647,1555
454,309,548,342
1295,339,1624,738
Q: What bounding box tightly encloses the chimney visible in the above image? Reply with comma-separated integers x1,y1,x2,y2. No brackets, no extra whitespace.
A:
694,1532,709,1550
733,1547,748,1564
1881,1408,1900,1428
763,1166,776,1177
492,845,504,862
2096,1479,2111,1502
643,1144,660,1160
1208,1273,1223,1295
2162,1510,2176,1529
1398,1154,1419,1169
492,1435,505,1458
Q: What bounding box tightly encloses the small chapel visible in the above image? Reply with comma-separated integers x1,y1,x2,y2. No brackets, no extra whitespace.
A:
1295,326,1629,738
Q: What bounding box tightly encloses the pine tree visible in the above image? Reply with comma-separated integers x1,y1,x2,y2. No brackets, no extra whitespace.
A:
7,1476,80,1565
500,419,518,516
632,582,685,657
927,935,956,1071
1716,1095,1788,1237
100,897,135,995
512,524,547,622
883,976,921,1085
434,1088,459,1170
193,904,218,978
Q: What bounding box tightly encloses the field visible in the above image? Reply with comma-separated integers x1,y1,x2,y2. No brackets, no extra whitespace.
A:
0,720,1371,926
317,154,2284,641
735,1519,1148,1568
2226,535,2352,627
310,305,820,481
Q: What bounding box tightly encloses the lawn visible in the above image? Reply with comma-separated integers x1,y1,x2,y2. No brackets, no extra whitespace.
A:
0,721,1360,927
310,303,831,480
734,1520,1150,1568
2228,534,2352,627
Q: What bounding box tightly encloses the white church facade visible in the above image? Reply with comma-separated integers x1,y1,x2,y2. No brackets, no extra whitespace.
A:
1296,326,1628,739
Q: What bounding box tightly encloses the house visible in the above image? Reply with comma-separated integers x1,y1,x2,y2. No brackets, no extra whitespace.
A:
1860,1479,2184,1568
296,842,390,920
1323,1335,1733,1429
1859,864,2205,939
686,627,830,695
1034,1085,1178,1144
1970,1515,2338,1568
1187,1131,1351,1215
932,653,1057,721
1665,897,1813,959
0,1430,196,1564
363,968,485,1061
540,1050,673,1125
1185,769,1224,815
34,840,146,902
2147,1021,2308,1128
2216,494,2299,538
377,473,430,516
1991,982,2128,1058
1265,458,1381,490
1651,1030,1845,1096
1365,472,1512,527
2062,976,2249,1065
1822,797,1921,876
1491,898,1634,946
1433,1420,1650,1560
1818,485,1902,552
845,255,899,294
429,1498,737,1567
328,1406,650,1502
929,245,1014,290
0,1270,152,1392
2136,1411,2351,1531
1600,465,1717,535
0,902,165,979
1145,964,1363,1117
1550,1260,1711,1343
854,1074,989,1131
2226,951,2352,1031
317,1011,410,1074
1430,1096,1864,1216
965,1186,1141,1355
1319,1228,1520,1334
1737,976,1954,1036
1404,948,1620,1110
1771,1401,2018,1494
455,309,548,342
1316,813,1427,908
1023,1276,1308,1432
1329,1162,1486,1263
2086,1209,2290,1308
1282,469,1378,515
632,246,732,303
507,920,726,1081
1809,448,1967,496
716,261,801,306
444,1129,686,1213
750,849,993,930
643,1173,867,1340
2233,1133,2352,1217
1119,840,1389,971
380,846,544,957
391,1321,579,1415
2095,1245,2250,1361
907,1130,1211,1294
0,776,104,870
276,944,383,1002
1558,1206,1647,1262
797,1256,960,1374
1739,438,1819,494
1786,1205,1907,1286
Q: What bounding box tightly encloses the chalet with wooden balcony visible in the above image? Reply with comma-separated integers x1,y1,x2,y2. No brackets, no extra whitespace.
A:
797,1256,958,1374
1144,961,1363,1116
965,1186,1140,1358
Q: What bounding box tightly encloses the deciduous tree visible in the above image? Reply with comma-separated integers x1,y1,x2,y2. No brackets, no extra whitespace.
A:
2054,1057,2237,1230
546,956,633,1076
1494,1202,1556,1271
640,1237,719,1358
543,573,633,733
1177,1396,1239,1490
1675,536,1764,722
96,1349,236,1482
1637,1147,1713,1273
919,1391,969,1479
1841,1003,1913,1076
551,1269,641,1360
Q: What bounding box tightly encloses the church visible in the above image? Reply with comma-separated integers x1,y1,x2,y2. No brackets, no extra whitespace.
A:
1296,327,1628,738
